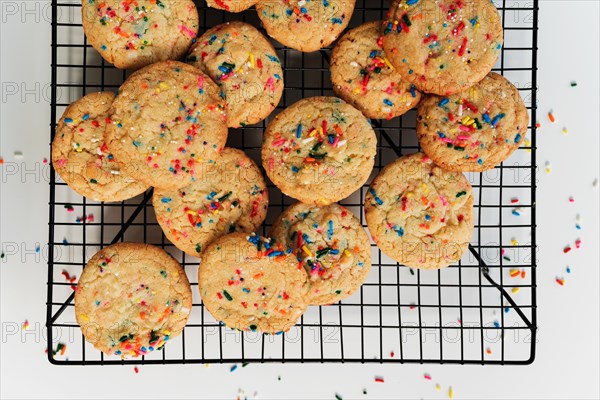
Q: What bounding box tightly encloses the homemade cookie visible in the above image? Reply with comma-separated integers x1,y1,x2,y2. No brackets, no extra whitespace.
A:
105,61,228,190
269,202,371,305
364,152,474,269
256,0,356,52
186,21,284,128
74,243,192,357
261,96,377,205
153,148,269,257
206,0,257,12
331,21,422,120
382,0,503,95
198,233,309,333
417,73,529,171
81,0,199,70
52,91,149,202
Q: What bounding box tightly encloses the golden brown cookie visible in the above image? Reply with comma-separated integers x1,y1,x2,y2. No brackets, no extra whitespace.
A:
74,243,192,357
417,73,529,171
198,233,309,333
206,0,258,12
52,91,149,202
269,202,371,305
261,96,377,205
256,0,356,52
81,0,199,70
382,0,503,95
330,21,422,120
186,21,284,128
364,152,474,269
105,61,228,191
153,148,269,257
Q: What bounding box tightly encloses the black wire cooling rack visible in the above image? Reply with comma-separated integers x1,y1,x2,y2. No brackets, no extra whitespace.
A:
47,0,538,365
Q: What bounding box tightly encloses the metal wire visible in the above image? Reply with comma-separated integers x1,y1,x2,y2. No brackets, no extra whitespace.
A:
47,0,538,365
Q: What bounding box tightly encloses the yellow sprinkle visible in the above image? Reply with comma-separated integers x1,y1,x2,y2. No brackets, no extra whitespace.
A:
353,87,361,94
381,57,394,70
562,127,568,135
81,314,90,323
302,245,313,257
186,209,197,215
511,287,520,294
343,249,352,257
158,82,169,90
524,138,531,153
511,238,519,246
249,52,255,68
435,384,441,391
449,386,454,399
75,148,83,153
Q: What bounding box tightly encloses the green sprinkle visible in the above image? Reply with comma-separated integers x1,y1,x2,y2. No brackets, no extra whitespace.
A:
335,394,343,400
335,290,341,295
195,243,201,253
160,270,167,278
249,324,257,331
218,191,232,202
316,248,331,258
90,179,97,184
222,290,233,301
309,152,327,160
456,191,467,198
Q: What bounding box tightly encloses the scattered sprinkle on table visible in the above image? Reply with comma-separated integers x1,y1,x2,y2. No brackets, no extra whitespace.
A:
563,246,572,254
43,157,48,164
566,266,571,273
593,178,598,188
230,364,238,372
22,320,29,330
335,393,343,400
562,127,568,135
548,111,555,123
14,151,23,159
134,366,139,374
374,375,384,383
486,347,492,355
510,197,519,204
449,386,454,399
424,373,431,380
556,277,565,286
545,161,551,173
570,81,577,87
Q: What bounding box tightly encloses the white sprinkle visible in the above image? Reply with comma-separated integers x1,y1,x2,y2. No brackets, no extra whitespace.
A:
337,140,347,147
302,137,315,144
297,0,306,5
350,61,359,67
110,170,121,175
457,104,463,117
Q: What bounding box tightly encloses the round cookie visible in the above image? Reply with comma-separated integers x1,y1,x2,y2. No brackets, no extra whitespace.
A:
105,61,228,191
382,0,503,95
198,233,309,333
269,202,371,305
52,91,149,202
186,21,284,128
331,21,422,120
74,243,192,357
256,0,356,52
417,73,529,171
364,152,474,269
261,96,377,205
206,0,258,12
81,0,199,70
153,148,269,257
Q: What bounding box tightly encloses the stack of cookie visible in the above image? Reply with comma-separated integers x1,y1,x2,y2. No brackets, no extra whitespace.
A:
55,0,529,356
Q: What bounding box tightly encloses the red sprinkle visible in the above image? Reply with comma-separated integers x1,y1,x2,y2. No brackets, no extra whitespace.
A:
563,246,572,254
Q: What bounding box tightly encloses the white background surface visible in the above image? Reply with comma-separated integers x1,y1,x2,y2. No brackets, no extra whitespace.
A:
1,1,599,399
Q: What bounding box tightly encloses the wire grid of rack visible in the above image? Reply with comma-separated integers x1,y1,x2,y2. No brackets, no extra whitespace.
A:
47,0,538,365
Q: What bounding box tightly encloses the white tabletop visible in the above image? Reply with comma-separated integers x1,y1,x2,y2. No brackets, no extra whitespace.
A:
1,1,599,398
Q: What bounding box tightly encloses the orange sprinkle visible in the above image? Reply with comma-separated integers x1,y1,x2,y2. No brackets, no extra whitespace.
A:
293,6,301,15
548,112,555,123
304,157,316,163
254,273,264,279
334,124,344,136
421,196,429,205
521,270,526,278
509,269,520,278
139,312,146,320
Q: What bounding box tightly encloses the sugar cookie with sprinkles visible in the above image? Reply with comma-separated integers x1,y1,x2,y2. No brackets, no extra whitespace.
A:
81,0,199,70
269,202,371,305
206,0,258,12
417,72,529,171
256,0,356,52
364,152,474,269
105,61,227,190
52,91,149,202
382,0,503,95
330,21,422,120
153,148,269,257
198,233,309,333
186,21,284,128
74,242,192,357
261,96,377,205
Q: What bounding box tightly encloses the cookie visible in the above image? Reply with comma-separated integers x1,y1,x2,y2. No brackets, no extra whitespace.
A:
416,73,529,171
105,61,228,191
256,0,356,52
261,96,377,205
198,233,309,333
330,21,422,120
382,0,503,95
81,0,199,70
153,148,269,257
206,0,257,12
74,243,192,357
364,152,474,269
269,202,371,305
52,91,149,202
186,21,284,128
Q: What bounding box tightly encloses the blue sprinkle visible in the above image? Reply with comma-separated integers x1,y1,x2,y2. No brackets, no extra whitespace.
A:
437,131,446,138
406,0,419,4
286,8,293,16
410,84,416,98
230,364,238,372
291,166,299,173
493,320,500,328
267,54,279,63
369,188,383,205
302,233,312,244
82,114,89,121
425,215,431,221
296,124,302,138
438,98,449,107
101,45,107,51
323,0,330,6
383,99,394,106
514,133,522,143
491,113,506,127
329,249,339,255
566,266,571,273
242,288,251,293
132,140,142,147
394,226,405,237
218,66,229,73
268,251,284,257
64,118,73,123
274,73,281,80
328,220,333,240
332,18,343,24
369,50,377,59
300,7,307,13
207,191,217,200
482,113,492,124
478,158,483,165
161,197,171,203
